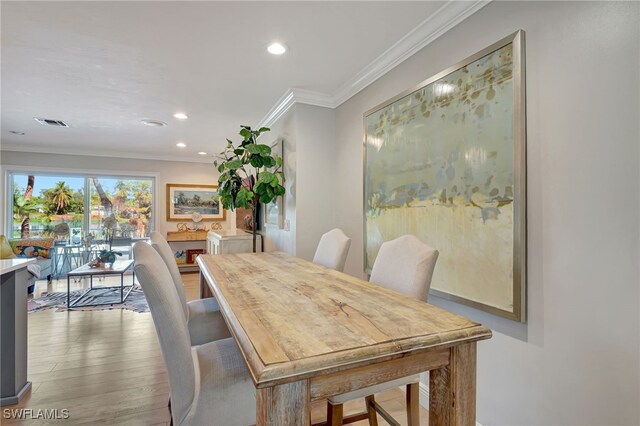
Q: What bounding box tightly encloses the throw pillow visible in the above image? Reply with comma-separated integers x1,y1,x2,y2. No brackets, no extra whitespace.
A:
0,235,17,259
9,238,54,259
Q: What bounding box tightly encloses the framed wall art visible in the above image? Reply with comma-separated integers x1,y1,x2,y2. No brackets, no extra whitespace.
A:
263,138,284,228
363,30,526,322
166,183,225,222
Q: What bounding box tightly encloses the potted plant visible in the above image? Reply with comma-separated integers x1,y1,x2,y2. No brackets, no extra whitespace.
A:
214,125,285,252
97,215,122,266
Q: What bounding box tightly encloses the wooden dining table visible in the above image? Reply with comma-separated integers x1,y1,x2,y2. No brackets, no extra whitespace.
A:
197,252,492,426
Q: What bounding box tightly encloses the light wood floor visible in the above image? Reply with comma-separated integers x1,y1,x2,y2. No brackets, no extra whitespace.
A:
6,273,429,425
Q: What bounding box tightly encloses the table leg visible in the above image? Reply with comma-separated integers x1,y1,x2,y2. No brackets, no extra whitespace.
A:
121,273,124,303
256,380,310,426
67,275,70,308
199,271,212,299
429,342,477,426
90,274,93,289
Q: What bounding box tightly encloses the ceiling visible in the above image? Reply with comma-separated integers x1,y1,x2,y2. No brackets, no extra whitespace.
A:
0,1,468,162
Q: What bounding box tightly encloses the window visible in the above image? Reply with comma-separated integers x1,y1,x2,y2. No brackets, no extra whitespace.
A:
9,172,155,240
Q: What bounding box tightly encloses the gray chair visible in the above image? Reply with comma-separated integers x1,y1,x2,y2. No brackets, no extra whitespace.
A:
312,228,351,272
133,242,256,426
110,237,133,260
326,235,439,426
150,231,231,346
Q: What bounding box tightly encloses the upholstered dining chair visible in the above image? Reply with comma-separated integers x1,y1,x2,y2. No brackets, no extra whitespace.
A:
133,242,255,426
312,228,352,272
326,235,439,426
150,231,231,346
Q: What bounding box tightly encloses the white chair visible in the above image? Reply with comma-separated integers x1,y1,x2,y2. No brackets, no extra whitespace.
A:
312,228,352,272
133,242,256,426
150,231,231,346
326,235,439,426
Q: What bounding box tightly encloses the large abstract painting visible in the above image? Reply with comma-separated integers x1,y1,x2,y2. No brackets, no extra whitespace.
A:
364,31,526,321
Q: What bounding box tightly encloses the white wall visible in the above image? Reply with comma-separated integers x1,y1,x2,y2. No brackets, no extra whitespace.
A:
261,106,298,254
262,103,337,260
294,104,336,260
333,1,639,425
0,150,234,235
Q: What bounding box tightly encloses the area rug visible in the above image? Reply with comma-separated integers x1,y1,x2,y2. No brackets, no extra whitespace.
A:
28,286,149,313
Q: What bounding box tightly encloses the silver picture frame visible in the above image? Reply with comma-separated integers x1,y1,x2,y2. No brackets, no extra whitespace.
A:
362,30,527,322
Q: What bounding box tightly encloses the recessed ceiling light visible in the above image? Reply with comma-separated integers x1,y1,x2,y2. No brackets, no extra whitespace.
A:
198,152,207,156
176,142,187,148
173,112,188,120
140,119,167,127
9,130,25,135
267,42,287,55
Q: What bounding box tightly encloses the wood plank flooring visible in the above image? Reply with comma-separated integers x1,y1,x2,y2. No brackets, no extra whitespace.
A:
5,273,429,425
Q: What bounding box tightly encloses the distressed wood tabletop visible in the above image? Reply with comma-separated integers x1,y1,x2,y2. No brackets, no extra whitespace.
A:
197,252,491,389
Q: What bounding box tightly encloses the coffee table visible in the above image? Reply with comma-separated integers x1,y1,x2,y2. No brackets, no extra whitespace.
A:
67,260,135,308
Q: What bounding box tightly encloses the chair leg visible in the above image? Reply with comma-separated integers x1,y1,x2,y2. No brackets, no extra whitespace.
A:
365,395,379,426
327,401,343,426
406,383,419,426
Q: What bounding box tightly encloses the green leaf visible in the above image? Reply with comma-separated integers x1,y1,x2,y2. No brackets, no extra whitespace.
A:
239,128,251,139
249,156,263,168
262,157,275,168
225,160,243,170
259,194,271,204
258,127,270,133
246,144,271,156
217,164,225,173
258,171,274,183
275,185,286,196
276,156,283,167
233,148,244,155
236,187,254,208
245,144,260,154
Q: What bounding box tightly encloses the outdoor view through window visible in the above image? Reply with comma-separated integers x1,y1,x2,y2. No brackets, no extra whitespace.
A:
11,173,153,239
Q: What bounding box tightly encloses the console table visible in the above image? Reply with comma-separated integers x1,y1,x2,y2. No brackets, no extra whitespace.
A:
0,258,35,406
166,231,208,271
206,229,261,255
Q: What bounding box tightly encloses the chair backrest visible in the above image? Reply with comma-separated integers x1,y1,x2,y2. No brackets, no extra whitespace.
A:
369,235,439,301
111,237,133,246
150,231,188,319
312,228,352,272
133,242,195,425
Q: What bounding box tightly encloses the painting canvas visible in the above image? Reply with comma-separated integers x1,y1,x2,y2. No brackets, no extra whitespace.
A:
364,31,526,321
264,139,284,228
166,184,225,221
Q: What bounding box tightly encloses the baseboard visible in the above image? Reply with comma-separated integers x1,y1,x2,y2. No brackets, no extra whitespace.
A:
415,382,483,426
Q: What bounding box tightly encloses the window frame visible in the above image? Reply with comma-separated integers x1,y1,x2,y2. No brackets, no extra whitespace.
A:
3,165,158,239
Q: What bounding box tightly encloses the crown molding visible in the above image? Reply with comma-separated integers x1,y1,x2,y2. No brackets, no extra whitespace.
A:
331,0,491,107
259,0,490,129
0,144,213,164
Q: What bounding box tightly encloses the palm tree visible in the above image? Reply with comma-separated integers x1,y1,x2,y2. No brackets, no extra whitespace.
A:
13,176,40,238
92,178,113,216
17,175,35,237
51,181,73,213
113,180,129,211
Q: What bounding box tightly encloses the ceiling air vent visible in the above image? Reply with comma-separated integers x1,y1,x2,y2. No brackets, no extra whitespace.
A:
34,117,69,127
